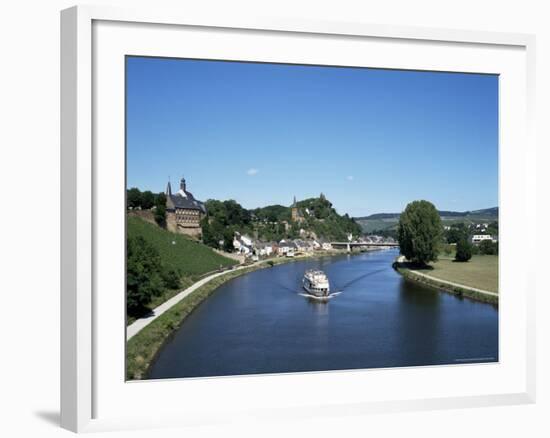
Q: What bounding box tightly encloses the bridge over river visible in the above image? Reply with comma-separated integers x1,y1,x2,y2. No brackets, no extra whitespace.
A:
330,241,399,251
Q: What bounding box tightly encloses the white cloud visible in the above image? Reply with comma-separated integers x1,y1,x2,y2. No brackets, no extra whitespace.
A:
346,175,354,181
246,168,259,176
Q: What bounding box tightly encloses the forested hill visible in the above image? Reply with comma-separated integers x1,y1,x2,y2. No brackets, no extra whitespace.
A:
200,195,362,249
355,207,499,233
358,207,498,221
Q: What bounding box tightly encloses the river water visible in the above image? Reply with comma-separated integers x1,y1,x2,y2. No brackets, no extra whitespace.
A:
147,249,498,379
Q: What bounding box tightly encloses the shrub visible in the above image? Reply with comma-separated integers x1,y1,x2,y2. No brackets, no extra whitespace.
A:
455,239,473,262
479,240,497,255
162,268,181,290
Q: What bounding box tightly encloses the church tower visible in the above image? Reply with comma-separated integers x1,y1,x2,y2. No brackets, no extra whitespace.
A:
291,196,302,222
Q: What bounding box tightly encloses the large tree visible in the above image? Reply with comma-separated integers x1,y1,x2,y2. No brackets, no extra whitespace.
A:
140,190,155,209
126,235,164,316
397,200,443,265
127,187,142,209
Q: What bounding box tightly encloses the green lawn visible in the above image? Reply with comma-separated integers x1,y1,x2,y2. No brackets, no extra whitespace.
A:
127,215,237,276
416,255,499,293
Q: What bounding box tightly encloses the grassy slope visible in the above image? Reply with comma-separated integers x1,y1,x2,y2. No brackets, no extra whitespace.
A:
126,216,238,325
127,215,237,277
417,255,499,293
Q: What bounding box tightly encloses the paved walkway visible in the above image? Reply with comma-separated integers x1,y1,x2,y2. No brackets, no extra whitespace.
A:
126,263,257,340
395,256,498,298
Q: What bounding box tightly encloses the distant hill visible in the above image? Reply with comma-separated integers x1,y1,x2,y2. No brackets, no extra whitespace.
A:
355,207,498,233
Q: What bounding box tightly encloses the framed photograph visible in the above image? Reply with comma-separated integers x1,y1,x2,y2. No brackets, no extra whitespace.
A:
61,5,536,433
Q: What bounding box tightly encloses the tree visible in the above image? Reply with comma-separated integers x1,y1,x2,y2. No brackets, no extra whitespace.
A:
445,224,468,244
479,239,497,255
127,188,142,209
126,236,164,315
141,190,155,209
154,192,167,225
455,239,473,262
223,228,235,252
397,200,443,265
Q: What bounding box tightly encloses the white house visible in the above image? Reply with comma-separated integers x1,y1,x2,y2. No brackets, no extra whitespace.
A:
240,234,253,247
233,232,254,255
278,240,296,256
471,234,494,244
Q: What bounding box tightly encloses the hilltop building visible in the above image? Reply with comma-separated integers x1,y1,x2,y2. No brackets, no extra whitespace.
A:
291,196,305,223
165,177,207,237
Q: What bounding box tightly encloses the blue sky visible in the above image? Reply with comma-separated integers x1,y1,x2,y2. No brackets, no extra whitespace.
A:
126,56,498,217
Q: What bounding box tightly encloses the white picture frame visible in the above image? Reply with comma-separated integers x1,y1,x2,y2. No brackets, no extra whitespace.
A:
60,4,536,433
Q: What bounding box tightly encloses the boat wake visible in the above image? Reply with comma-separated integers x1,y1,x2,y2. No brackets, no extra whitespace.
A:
299,291,343,301
333,268,387,291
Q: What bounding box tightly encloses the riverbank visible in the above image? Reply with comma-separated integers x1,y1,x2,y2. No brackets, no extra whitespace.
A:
393,256,498,305
127,263,268,379
126,248,362,380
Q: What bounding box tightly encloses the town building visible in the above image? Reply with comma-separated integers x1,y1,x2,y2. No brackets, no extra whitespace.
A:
165,177,207,237
291,196,305,223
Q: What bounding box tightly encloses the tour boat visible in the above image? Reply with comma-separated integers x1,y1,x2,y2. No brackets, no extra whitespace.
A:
302,269,330,297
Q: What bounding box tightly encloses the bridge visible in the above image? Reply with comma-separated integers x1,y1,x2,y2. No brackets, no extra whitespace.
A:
330,241,399,251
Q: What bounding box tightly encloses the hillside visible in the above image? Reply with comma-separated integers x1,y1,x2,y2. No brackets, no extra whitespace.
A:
127,216,237,277
355,207,498,233
202,195,362,245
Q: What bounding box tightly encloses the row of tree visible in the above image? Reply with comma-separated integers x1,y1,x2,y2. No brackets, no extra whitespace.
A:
126,188,167,225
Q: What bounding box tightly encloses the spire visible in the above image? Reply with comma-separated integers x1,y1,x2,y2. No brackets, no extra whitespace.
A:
293,195,297,207
180,176,186,192
166,179,172,196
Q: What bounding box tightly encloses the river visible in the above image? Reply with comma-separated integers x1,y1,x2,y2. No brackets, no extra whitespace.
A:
147,249,498,379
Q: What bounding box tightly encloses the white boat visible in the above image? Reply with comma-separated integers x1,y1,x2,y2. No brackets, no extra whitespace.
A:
302,269,330,297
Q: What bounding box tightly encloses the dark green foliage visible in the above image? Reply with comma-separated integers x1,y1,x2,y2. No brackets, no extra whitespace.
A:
455,239,473,262
479,239,498,255
253,204,291,222
445,223,468,244
154,193,167,225
205,199,251,227
162,268,181,290
201,199,253,251
127,187,142,209
201,218,226,249
127,187,166,212
140,191,155,209
297,197,362,241
397,200,443,265
127,235,164,315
